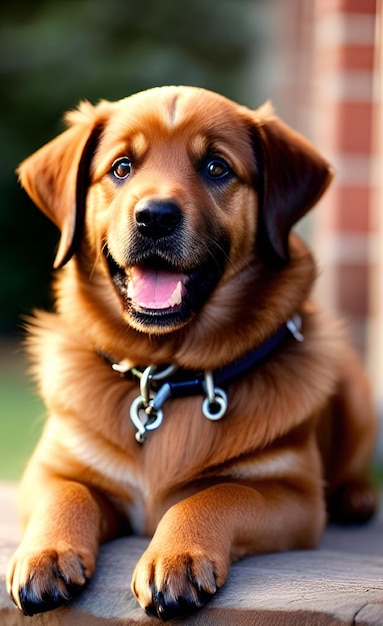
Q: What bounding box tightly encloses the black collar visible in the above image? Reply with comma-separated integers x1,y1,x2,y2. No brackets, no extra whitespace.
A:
102,314,303,442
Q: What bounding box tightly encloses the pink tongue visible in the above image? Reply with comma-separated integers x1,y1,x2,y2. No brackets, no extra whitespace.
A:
128,267,186,310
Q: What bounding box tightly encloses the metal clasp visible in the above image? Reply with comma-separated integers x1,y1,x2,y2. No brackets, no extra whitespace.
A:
286,314,304,342
202,371,228,421
129,365,176,443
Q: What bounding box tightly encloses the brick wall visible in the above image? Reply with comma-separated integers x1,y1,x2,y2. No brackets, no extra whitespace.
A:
367,0,383,431
263,0,383,440
310,0,378,359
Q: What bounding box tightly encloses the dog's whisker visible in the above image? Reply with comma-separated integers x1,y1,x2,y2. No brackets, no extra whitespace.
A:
89,245,106,280
207,238,234,272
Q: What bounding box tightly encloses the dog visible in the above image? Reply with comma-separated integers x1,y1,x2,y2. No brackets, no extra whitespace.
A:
7,86,377,621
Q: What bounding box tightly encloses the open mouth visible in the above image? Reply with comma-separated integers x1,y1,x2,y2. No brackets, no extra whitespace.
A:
104,248,227,330
127,266,187,311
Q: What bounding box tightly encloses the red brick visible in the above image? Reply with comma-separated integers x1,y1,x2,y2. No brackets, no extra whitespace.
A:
341,45,375,69
334,264,369,316
338,102,373,152
318,102,373,153
315,0,376,15
316,46,375,72
332,187,372,232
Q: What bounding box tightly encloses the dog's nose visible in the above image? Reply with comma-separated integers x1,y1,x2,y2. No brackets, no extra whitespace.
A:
134,200,182,238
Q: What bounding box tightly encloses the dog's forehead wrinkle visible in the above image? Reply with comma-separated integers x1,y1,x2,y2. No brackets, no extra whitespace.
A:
167,92,180,127
97,92,254,175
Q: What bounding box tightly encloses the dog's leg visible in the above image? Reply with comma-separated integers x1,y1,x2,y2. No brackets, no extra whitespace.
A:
324,347,378,524
7,471,121,616
132,481,324,621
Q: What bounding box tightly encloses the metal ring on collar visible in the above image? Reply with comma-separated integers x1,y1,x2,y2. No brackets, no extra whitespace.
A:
202,388,228,421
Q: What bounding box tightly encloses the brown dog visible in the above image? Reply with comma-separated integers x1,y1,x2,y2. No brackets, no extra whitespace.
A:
7,86,377,620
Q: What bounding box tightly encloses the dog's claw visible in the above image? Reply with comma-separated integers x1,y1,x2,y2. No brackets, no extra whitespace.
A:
145,581,217,621
19,578,83,616
8,547,89,616
133,549,221,621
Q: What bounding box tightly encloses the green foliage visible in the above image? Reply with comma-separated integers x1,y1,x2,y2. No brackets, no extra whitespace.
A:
0,0,264,332
0,370,44,479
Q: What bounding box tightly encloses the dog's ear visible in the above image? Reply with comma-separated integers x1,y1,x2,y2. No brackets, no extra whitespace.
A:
17,102,105,268
252,106,333,269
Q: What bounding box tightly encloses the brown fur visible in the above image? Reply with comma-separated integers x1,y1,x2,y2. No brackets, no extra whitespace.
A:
7,86,377,620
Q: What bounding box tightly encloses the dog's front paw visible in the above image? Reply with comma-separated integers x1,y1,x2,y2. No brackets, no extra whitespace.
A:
7,546,94,616
132,545,227,621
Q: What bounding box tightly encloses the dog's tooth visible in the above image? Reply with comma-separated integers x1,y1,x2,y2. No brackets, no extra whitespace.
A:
168,281,183,307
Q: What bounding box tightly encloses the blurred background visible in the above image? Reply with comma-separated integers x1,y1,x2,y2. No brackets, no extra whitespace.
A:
0,0,382,480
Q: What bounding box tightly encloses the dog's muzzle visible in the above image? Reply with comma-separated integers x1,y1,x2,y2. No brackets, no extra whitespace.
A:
104,200,229,331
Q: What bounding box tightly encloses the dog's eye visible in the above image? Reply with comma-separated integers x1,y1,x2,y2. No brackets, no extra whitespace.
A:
111,157,132,180
202,158,232,181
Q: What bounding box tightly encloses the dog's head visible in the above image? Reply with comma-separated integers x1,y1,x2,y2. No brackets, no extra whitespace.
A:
18,86,332,334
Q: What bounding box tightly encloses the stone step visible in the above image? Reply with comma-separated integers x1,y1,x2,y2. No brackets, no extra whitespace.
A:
1,482,382,625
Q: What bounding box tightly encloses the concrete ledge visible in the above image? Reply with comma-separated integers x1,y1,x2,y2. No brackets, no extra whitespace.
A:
1,484,383,625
